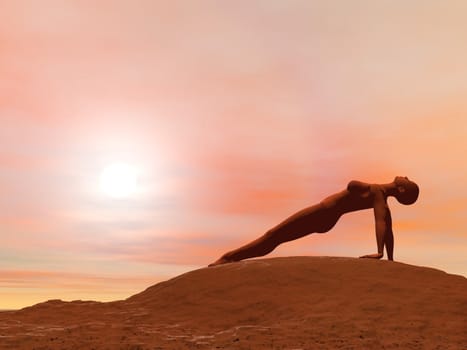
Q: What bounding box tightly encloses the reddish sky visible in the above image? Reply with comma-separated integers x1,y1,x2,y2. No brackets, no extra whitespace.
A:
1,1,466,309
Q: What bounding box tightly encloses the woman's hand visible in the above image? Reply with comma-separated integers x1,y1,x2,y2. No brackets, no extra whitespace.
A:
359,253,384,259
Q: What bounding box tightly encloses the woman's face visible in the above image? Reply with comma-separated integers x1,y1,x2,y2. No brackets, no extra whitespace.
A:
393,176,419,205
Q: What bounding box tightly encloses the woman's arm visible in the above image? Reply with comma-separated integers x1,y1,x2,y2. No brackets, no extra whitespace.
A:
381,193,394,261
360,186,393,260
385,229,394,261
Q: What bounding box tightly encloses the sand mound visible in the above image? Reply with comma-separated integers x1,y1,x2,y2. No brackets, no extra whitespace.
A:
1,256,466,349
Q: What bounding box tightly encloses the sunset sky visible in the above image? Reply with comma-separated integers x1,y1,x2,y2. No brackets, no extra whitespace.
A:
1,1,466,309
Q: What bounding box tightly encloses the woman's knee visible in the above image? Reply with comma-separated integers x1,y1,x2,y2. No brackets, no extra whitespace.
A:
262,229,282,248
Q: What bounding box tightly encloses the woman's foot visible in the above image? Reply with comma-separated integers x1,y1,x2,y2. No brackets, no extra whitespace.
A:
208,257,235,267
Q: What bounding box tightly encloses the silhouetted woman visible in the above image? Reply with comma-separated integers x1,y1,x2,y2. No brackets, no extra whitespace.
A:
209,176,419,266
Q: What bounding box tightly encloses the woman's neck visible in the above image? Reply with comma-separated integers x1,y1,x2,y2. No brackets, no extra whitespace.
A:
380,182,398,197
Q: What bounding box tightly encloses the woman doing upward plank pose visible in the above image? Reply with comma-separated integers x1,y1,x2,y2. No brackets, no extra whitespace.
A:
209,176,419,266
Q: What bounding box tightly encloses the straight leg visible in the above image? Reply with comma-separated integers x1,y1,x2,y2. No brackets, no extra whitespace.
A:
208,204,328,266
210,229,281,265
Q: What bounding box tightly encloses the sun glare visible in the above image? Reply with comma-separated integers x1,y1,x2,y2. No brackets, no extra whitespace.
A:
99,163,138,198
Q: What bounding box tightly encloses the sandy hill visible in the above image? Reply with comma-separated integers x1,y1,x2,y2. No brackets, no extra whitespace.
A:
0,256,466,349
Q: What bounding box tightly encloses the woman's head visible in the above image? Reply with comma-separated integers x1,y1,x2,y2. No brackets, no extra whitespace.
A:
393,176,419,205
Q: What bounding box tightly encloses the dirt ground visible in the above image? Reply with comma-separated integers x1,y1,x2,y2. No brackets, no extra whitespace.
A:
1,256,466,349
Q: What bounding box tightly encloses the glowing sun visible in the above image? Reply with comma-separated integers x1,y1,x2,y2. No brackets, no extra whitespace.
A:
99,163,138,198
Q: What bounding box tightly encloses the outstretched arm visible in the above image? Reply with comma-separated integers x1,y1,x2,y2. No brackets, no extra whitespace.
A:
360,186,393,260
385,228,394,261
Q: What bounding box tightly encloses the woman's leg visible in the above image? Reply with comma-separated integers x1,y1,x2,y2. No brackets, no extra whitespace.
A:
209,229,281,266
209,203,328,266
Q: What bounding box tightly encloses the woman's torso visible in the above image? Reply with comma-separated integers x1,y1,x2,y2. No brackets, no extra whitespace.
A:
320,183,384,215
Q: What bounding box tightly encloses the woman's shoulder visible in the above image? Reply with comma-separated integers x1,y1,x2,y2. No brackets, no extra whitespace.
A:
368,183,386,193
368,183,389,202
